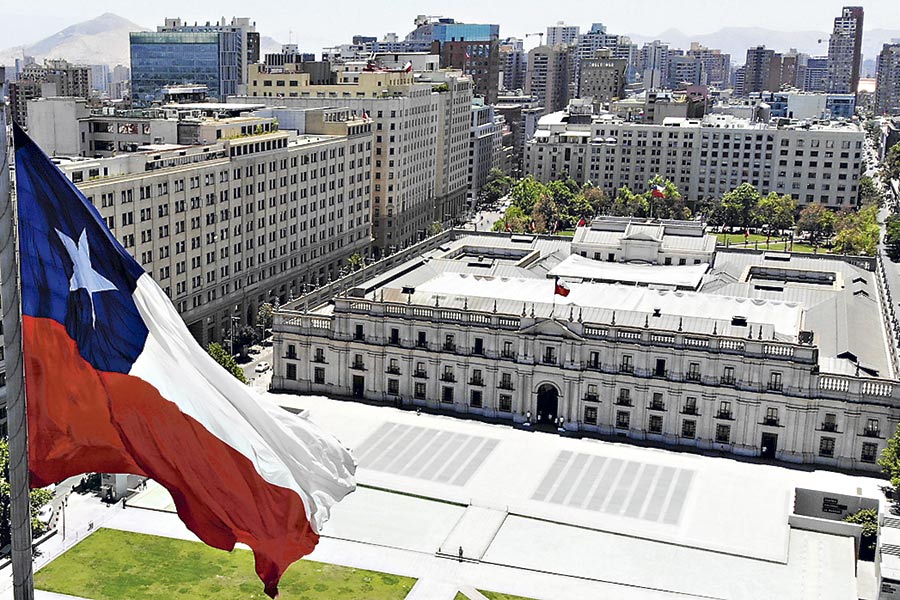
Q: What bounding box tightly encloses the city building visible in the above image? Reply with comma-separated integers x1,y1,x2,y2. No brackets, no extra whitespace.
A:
499,37,527,92
574,23,639,85
526,45,574,113
578,49,627,105
545,21,580,47
827,6,864,94
468,98,503,201
494,93,544,177
52,109,372,346
525,106,865,209
667,54,705,88
639,41,670,91
129,17,259,105
10,59,93,126
236,60,472,254
740,46,778,96
271,227,897,474
8,80,43,126
876,44,900,116
803,56,830,92
686,43,731,87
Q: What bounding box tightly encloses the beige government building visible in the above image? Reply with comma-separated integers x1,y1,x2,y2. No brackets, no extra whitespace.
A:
272,222,899,472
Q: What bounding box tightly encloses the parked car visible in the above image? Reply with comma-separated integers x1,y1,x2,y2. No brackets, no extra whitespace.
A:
255,361,271,373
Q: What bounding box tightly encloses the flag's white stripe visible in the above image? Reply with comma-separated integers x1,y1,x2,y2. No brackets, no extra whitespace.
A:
128,274,355,532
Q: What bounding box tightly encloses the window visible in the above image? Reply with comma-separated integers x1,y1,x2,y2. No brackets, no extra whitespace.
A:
722,366,735,385
442,366,455,382
865,418,880,437
354,324,364,341
588,351,600,369
286,363,297,380
314,367,325,384
584,406,598,425
387,378,400,395
286,344,297,360
683,397,697,415
822,413,837,432
717,401,732,419
768,372,783,391
417,331,427,348
650,393,665,411
441,386,454,404
444,334,456,351
687,362,701,381
414,362,427,378
765,407,779,426
387,358,400,374
585,384,599,401
499,372,513,390
715,424,731,443
414,382,426,399
499,395,512,412
682,420,696,439
649,415,663,434
616,411,630,429
470,390,483,408
819,437,835,458
543,346,557,365
617,389,631,406
352,354,365,369
620,354,633,373
389,328,400,345
313,348,325,363
861,442,878,463
502,340,514,358
473,337,484,355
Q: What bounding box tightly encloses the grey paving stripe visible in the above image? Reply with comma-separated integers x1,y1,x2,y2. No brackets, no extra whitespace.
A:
586,457,624,512
549,452,589,505
423,432,469,481
367,425,421,471
435,435,484,483
404,430,453,478
451,438,499,486
662,469,696,525
531,451,573,502
569,456,607,508
358,423,410,466
641,466,676,522
380,426,431,474
354,422,401,461
624,464,659,518
604,460,640,514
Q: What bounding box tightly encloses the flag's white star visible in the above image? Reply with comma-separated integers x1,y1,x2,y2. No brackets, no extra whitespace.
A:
55,229,117,325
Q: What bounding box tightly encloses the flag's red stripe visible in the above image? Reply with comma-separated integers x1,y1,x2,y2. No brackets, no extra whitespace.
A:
24,316,316,597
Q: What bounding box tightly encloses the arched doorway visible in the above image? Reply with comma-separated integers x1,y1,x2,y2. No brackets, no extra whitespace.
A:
536,383,560,424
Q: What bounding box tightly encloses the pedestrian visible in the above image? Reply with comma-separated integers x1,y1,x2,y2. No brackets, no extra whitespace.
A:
458,546,464,562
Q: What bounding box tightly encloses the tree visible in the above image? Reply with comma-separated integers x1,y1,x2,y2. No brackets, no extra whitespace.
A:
754,192,796,232
346,252,366,272
719,183,760,230
610,186,648,217
0,439,53,549
833,204,880,256
493,205,531,233
844,509,879,560
207,342,247,383
256,302,275,332
508,176,547,214
235,325,260,353
796,203,836,245
886,215,900,261
882,143,900,183
427,222,443,236
481,169,513,205
643,176,690,220
859,175,883,207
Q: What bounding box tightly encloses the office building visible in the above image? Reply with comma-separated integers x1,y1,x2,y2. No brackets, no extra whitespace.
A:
639,41,670,91
130,17,259,105
667,54,705,88
525,107,864,209
10,59,93,126
494,94,544,177
876,44,900,116
575,24,639,85
468,99,503,199
271,226,897,474
686,43,731,87
740,46,778,96
238,61,472,253
578,49,627,104
527,45,574,113
52,109,372,346
546,22,580,47
500,37,527,92
803,57,829,92
827,6,864,94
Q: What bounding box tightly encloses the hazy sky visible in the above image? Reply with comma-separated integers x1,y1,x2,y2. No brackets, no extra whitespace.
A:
3,0,900,52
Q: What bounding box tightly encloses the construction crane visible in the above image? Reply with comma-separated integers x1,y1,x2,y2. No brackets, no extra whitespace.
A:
525,32,544,45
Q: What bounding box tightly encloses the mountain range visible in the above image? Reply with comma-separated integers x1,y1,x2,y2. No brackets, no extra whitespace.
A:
0,13,283,69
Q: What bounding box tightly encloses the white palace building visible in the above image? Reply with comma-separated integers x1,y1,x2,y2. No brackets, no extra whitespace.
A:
272,219,900,473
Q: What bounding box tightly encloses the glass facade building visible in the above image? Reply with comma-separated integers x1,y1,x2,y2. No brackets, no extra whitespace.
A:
130,32,221,105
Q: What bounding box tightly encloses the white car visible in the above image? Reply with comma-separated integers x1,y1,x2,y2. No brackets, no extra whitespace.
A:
37,504,53,525
254,361,270,373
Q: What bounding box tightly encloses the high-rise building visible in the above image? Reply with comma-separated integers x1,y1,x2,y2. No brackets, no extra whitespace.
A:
546,21,580,47
9,59,92,126
640,41,670,91
804,56,830,92
740,46,778,95
499,37,527,92
827,6,864,94
876,44,900,116
239,61,472,254
686,43,731,87
468,98,503,199
667,54,706,88
130,17,259,105
526,45,574,113
578,49,627,103
575,24,639,88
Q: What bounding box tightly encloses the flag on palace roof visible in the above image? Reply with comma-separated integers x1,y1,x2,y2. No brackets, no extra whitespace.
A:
554,278,571,297
12,123,356,598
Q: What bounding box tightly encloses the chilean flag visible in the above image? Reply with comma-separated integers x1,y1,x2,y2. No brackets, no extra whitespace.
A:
12,125,356,597
651,184,666,199
554,278,571,297
577,217,586,228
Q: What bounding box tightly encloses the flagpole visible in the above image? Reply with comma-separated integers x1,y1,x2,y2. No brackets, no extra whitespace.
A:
0,103,35,600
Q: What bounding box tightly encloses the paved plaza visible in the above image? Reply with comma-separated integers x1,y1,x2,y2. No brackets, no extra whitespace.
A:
2,391,889,599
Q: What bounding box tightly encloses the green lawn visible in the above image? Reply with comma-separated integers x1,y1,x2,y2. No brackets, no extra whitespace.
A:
35,528,416,600
480,591,537,600
715,233,830,254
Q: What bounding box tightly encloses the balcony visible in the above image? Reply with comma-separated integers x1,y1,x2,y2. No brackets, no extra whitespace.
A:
542,356,557,365
686,372,702,382
469,377,485,387
821,422,837,432
413,370,427,379
716,410,733,420
652,369,669,379
587,361,601,370
416,341,428,349
351,362,366,371
498,381,514,391
649,401,666,411
619,363,634,374
763,417,779,426
501,350,516,360
285,352,298,360
720,376,736,386
353,333,365,342
616,396,633,407
863,427,881,438
443,343,457,352
386,366,401,375
388,337,401,346
682,406,698,416
440,374,457,383
312,355,326,364
584,394,600,403
767,382,784,392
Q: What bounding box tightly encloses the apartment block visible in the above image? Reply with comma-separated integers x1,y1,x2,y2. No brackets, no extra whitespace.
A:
876,44,900,116
827,6,864,94
527,45,574,113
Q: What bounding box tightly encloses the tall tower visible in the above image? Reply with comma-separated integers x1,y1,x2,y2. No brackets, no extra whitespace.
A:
826,6,864,94
875,44,900,116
